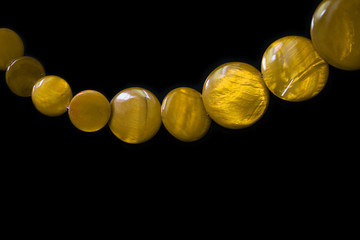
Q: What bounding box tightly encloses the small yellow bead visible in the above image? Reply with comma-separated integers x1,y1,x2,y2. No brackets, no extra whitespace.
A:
68,90,111,132
0,28,24,71
6,56,46,97
261,36,329,102
32,75,72,117
161,87,211,142
202,62,269,129
311,0,360,70
109,87,161,144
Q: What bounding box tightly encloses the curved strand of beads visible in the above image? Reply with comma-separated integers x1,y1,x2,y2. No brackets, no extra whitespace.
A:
1,0,360,143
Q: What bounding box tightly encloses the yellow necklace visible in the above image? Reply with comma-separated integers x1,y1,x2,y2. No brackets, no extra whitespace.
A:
1,0,359,144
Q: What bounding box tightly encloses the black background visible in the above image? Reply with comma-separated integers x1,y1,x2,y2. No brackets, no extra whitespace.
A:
0,0,358,229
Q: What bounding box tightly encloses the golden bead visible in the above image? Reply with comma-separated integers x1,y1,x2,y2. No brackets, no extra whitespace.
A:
68,90,111,132
109,87,161,144
311,0,360,70
32,75,72,117
202,62,269,129
261,36,329,102
6,56,46,97
161,87,211,142
0,28,24,71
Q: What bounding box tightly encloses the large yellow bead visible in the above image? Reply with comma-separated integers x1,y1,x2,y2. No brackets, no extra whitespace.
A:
0,28,24,71
32,75,72,117
261,36,329,102
161,87,211,142
202,62,269,129
109,87,161,144
68,90,111,132
311,0,360,70
6,56,46,97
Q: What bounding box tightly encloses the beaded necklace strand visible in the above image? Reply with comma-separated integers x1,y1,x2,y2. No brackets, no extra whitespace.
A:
1,0,359,144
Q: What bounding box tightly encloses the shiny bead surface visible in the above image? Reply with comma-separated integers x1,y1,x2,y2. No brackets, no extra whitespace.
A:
32,75,72,117
109,87,161,144
261,36,329,102
6,56,46,97
311,0,360,70
68,90,111,132
161,87,211,142
202,62,269,129
0,28,24,71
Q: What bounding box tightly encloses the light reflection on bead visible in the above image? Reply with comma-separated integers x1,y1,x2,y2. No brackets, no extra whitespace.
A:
261,36,329,102
32,75,72,117
202,62,269,129
311,0,360,70
108,87,161,144
161,87,211,142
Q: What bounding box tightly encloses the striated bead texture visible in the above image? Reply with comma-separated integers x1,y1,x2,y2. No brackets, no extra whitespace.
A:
6,56,46,97
311,0,360,70
202,62,269,129
109,87,161,144
32,75,72,117
0,28,24,71
68,90,111,132
161,87,211,142
261,36,329,102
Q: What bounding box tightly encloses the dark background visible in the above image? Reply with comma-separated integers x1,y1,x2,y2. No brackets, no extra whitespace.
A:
0,0,358,229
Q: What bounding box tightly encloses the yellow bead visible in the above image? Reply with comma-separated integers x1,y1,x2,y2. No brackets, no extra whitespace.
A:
32,75,72,117
109,87,161,144
0,28,24,71
6,56,46,97
311,0,360,70
202,62,269,129
68,90,111,132
161,87,211,142
261,36,329,102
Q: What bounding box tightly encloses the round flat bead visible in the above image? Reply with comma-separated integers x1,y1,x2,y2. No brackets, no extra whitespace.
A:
68,90,111,132
202,62,269,129
161,87,211,142
0,28,24,71
109,87,161,144
32,75,72,117
261,36,329,102
311,0,360,70
6,56,46,97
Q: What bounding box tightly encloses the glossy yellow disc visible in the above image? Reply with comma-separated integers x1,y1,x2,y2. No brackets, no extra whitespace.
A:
161,87,211,142
109,87,161,144
32,75,72,117
6,56,46,97
261,36,329,102
202,62,269,129
68,90,111,132
0,28,24,71
311,0,360,70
